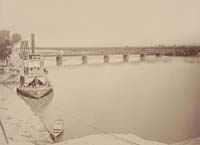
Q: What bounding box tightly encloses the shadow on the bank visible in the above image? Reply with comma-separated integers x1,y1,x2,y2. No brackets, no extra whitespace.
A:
19,91,54,115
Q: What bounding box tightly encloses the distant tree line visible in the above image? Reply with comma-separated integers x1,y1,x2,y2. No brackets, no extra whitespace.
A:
0,29,21,61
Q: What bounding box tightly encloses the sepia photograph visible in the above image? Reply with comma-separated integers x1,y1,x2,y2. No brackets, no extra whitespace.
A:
0,0,200,145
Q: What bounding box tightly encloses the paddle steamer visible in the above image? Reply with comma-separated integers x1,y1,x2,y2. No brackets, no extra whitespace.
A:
17,54,53,99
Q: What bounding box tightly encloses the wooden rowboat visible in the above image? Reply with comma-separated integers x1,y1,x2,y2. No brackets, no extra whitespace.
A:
50,119,64,142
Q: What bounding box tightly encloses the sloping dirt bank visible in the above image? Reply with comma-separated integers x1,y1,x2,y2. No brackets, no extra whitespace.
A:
172,137,200,145
0,84,53,145
52,134,200,145
54,134,167,145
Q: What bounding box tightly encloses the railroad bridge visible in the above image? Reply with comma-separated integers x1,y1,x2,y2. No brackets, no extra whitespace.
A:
19,34,200,66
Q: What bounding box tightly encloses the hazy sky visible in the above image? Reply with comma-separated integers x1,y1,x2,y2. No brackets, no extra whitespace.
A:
0,0,200,46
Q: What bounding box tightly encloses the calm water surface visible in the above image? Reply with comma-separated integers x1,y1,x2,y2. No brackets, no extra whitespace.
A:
22,56,200,144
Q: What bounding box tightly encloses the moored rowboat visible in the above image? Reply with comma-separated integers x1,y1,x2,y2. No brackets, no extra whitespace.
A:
50,119,64,142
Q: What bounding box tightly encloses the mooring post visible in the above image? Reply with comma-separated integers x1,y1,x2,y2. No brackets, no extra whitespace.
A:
56,55,62,66
140,54,146,61
155,53,162,58
104,55,110,63
123,54,129,62
82,55,88,64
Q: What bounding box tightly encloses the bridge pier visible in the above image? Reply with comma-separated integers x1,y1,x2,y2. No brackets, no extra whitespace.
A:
82,55,88,64
56,55,62,66
155,53,162,58
104,55,110,63
165,52,175,56
140,54,146,61
123,54,129,62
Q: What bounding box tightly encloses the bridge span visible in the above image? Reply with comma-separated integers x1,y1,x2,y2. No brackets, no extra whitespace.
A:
26,46,200,66
19,34,200,66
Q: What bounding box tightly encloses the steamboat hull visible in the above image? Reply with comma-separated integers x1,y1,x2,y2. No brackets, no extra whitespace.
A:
17,86,53,99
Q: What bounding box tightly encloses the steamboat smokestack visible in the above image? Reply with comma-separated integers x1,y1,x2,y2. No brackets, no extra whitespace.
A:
31,34,35,54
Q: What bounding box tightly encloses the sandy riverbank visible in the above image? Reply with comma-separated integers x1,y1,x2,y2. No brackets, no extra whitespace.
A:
0,84,53,145
6,134,200,145
172,137,200,145
54,134,167,145
47,134,200,145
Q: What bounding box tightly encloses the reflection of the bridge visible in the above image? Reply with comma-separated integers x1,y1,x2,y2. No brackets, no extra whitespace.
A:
19,91,53,115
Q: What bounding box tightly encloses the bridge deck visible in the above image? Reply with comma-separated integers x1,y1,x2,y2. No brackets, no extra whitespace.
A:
32,46,200,57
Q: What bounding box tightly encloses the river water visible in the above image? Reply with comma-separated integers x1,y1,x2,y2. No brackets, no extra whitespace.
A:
18,56,200,144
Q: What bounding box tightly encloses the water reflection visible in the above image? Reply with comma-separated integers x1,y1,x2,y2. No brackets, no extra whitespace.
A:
16,56,200,144
42,56,200,144
19,91,53,115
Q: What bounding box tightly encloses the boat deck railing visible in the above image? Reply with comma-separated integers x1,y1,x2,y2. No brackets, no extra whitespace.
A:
18,83,52,89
